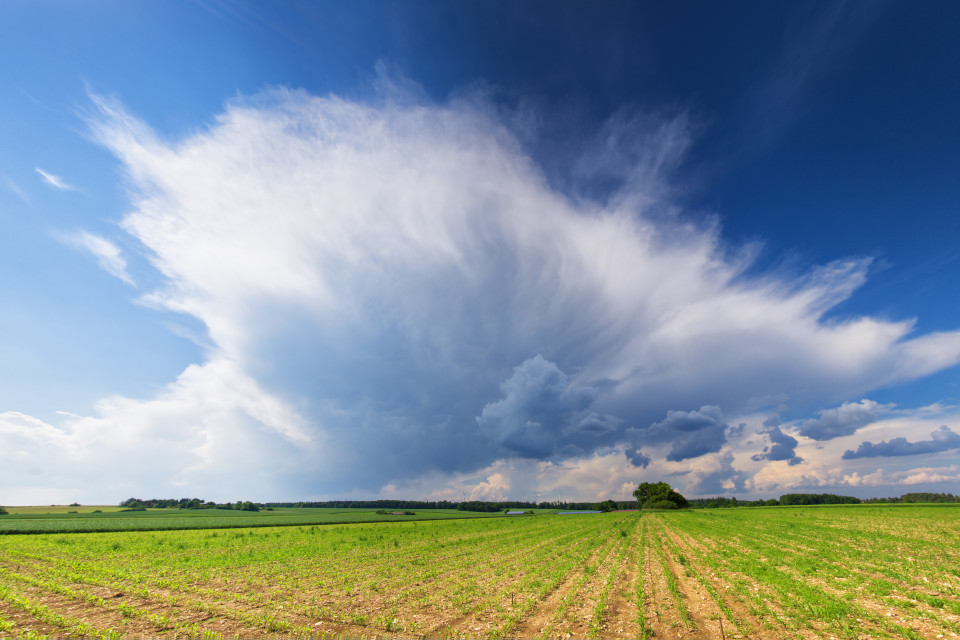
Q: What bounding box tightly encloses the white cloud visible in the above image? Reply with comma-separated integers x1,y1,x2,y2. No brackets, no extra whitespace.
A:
843,465,960,487
0,411,71,447
748,459,846,493
5,83,957,504
58,231,135,285
740,404,960,497
35,167,76,191
3,175,30,203
382,451,656,503
0,361,315,503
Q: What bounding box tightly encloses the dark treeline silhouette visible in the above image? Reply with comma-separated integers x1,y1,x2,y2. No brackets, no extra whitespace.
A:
689,493,860,508
538,500,637,510
266,499,623,511
779,493,861,505
120,493,960,513
121,498,640,512
120,498,259,511
266,499,637,511
862,492,960,504
690,492,960,508
266,499,462,509
688,497,780,508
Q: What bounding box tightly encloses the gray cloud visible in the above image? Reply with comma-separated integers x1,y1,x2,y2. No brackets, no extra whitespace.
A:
625,447,651,468
751,426,802,466
666,426,726,462
643,406,729,462
798,400,889,441
477,355,605,458
842,425,960,460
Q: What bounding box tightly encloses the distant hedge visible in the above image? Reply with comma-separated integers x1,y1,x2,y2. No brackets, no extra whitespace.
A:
779,493,860,506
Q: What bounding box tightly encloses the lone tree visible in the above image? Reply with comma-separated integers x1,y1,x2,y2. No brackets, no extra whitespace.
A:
633,482,689,510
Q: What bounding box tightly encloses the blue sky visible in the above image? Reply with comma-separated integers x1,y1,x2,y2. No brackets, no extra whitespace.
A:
2,1,960,504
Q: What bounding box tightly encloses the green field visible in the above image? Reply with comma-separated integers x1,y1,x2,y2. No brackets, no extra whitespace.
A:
0,505,958,639
0,506,517,534
3,506,127,515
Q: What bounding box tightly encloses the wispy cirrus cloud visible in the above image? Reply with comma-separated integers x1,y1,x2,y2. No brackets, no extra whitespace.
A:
35,167,76,191
3,175,30,203
58,231,135,285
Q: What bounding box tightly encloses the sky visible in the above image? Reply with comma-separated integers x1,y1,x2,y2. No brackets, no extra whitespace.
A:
2,1,960,505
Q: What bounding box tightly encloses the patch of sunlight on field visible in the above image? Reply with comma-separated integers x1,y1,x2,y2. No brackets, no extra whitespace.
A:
3,505,125,514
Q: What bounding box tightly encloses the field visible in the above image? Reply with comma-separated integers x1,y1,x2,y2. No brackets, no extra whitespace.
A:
3,507,127,515
0,508,506,535
0,506,959,639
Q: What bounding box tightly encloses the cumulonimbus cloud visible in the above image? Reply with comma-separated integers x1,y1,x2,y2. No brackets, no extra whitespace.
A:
12,81,960,501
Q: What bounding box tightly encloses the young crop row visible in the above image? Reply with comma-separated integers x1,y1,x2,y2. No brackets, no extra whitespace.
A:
0,513,641,639
648,506,960,639
0,508,498,535
4,506,957,639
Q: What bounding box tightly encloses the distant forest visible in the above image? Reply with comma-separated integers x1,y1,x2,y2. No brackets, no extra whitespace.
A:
263,499,638,511
688,492,960,508
119,498,260,511
117,492,960,512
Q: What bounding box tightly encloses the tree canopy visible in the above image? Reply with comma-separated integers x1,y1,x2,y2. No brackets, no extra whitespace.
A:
633,482,689,510
598,499,618,513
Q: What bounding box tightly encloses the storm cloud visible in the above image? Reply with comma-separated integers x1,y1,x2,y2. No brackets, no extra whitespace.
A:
798,400,889,441
477,355,610,458
843,425,960,459
751,425,802,465
7,83,960,502
643,406,729,462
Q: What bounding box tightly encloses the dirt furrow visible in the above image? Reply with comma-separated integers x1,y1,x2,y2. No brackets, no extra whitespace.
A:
641,516,689,637
593,520,643,638
656,517,794,640
549,523,635,639
506,528,622,639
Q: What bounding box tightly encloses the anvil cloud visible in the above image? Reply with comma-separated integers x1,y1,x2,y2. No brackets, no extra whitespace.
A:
4,85,960,503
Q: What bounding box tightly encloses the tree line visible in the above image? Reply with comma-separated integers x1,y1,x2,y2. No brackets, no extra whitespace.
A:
119,498,260,511
686,492,960,508
112,490,960,515
862,492,960,504
117,498,638,513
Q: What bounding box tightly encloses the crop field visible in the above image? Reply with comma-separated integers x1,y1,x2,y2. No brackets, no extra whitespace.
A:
3,507,127,515
0,508,503,535
0,506,958,639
